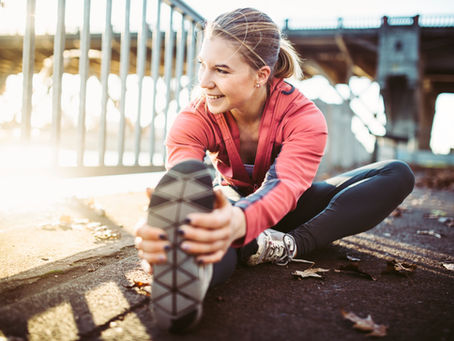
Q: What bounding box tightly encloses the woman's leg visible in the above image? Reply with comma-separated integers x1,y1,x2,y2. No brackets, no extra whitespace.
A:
206,185,243,287
273,160,415,257
210,247,238,287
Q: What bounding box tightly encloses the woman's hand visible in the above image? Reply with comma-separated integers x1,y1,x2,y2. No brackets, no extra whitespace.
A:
135,187,246,273
135,187,170,274
134,219,171,274
178,188,246,264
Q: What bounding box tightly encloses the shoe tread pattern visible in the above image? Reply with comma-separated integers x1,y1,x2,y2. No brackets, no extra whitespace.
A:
148,160,214,324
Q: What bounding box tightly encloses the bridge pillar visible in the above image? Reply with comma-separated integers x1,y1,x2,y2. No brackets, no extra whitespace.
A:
419,90,437,150
377,16,423,147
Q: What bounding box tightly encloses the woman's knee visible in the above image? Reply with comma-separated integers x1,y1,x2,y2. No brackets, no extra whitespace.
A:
386,160,415,195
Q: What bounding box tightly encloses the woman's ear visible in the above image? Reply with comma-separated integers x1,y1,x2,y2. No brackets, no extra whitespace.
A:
256,65,271,86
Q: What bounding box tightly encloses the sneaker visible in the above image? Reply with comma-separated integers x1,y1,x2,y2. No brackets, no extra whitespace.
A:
242,229,297,266
148,159,215,333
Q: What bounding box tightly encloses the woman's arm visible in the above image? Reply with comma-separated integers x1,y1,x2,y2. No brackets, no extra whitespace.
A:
136,107,243,266
234,100,328,246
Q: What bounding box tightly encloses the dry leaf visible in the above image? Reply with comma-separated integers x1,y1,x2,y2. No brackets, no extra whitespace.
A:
442,263,454,271
341,310,387,337
335,263,376,281
93,226,121,240
390,207,404,217
291,268,329,279
124,280,151,296
424,209,447,219
383,259,416,277
416,230,442,238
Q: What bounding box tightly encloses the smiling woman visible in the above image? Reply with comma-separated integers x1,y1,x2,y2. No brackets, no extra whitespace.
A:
134,7,415,334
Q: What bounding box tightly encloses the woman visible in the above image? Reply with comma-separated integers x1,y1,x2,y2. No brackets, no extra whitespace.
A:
135,8,415,333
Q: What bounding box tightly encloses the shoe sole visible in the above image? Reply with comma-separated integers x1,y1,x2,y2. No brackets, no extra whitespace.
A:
148,159,215,332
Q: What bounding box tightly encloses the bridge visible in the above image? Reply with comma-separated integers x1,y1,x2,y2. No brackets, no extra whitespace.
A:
282,15,454,150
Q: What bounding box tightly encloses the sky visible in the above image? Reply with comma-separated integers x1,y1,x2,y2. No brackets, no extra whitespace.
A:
185,0,454,26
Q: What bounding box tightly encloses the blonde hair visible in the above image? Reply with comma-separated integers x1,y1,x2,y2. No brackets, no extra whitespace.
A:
204,8,303,82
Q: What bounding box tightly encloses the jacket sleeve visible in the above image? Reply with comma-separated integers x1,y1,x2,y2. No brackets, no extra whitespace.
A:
165,107,212,169
233,100,328,246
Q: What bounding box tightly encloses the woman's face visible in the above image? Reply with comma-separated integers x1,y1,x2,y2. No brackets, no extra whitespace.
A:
197,36,259,115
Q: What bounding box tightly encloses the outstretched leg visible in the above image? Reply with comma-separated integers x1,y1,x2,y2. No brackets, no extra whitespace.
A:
274,160,415,256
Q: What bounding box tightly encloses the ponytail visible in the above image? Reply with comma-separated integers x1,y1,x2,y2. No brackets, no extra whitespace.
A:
273,38,303,80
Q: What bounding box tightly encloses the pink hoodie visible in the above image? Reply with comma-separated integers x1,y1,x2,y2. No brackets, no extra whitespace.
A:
166,78,328,246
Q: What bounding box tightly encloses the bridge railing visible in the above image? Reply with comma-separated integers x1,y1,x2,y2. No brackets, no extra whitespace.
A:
15,0,205,176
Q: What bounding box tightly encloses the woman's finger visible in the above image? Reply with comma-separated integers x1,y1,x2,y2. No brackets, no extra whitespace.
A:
139,240,171,253
180,239,227,255
135,223,168,240
139,250,167,264
187,191,232,229
178,224,230,242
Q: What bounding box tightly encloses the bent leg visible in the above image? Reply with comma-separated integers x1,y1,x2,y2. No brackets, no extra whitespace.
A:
276,160,415,256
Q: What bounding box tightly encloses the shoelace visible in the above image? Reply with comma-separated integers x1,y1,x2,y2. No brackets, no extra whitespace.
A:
263,234,295,266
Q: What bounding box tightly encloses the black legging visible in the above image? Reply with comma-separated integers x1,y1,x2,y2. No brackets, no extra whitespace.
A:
210,160,415,287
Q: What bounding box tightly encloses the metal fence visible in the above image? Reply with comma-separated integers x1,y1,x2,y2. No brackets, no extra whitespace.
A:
17,0,204,176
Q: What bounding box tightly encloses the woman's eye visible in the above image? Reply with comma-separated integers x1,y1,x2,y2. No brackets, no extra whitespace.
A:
216,68,228,74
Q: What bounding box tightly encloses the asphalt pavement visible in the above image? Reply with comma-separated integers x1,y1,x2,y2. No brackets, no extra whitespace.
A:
0,168,453,341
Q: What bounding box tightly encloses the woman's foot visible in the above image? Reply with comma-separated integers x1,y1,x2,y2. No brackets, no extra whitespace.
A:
148,159,215,333
240,229,297,266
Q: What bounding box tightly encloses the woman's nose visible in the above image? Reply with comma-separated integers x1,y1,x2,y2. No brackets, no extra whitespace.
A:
199,69,214,89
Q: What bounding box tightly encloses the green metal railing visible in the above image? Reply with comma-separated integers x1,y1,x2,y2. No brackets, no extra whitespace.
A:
19,0,205,176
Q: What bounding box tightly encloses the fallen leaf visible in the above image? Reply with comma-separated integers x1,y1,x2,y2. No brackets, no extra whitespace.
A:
410,198,423,206
383,259,416,277
291,268,329,279
124,280,151,296
93,226,121,240
390,207,404,217
341,310,387,337
416,230,442,238
442,263,454,271
424,209,447,219
335,263,376,281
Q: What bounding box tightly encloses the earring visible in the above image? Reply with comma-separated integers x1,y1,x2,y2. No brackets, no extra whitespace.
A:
256,83,260,88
